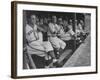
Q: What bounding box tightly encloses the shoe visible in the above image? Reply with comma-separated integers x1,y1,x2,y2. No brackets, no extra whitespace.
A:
57,52,59,55
53,61,62,67
56,52,60,59
52,59,58,63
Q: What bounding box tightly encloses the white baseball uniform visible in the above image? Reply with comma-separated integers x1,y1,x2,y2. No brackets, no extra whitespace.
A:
57,25,75,41
48,23,66,49
26,24,53,57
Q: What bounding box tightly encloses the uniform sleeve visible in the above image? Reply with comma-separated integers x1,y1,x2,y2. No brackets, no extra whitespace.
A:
55,24,60,33
25,25,36,42
48,23,55,33
37,32,43,43
78,24,83,30
25,25,31,41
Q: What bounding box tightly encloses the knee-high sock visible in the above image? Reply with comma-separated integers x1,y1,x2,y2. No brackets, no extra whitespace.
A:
48,51,56,59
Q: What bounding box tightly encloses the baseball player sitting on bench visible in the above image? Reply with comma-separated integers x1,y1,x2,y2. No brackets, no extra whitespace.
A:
25,14,57,68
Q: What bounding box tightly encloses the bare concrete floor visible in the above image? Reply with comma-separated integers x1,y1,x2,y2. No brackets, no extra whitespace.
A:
63,35,91,67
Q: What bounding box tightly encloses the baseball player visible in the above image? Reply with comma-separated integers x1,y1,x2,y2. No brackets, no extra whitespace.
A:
48,16,66,57
57,18,75,41
25,15,57,68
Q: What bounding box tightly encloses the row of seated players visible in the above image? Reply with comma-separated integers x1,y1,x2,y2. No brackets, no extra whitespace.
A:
24,15,88,68
38,16,87,47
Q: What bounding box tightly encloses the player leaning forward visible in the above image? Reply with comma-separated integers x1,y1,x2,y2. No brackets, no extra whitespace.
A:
25,14,57,68
48,16,66,56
